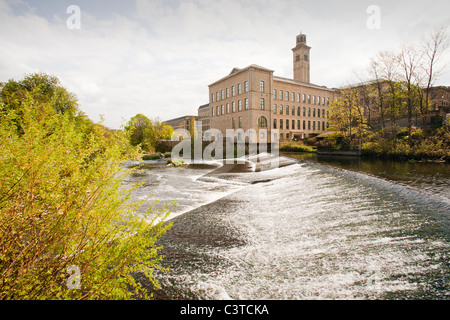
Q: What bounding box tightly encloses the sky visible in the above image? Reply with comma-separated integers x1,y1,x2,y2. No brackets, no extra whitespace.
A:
1,0,449,129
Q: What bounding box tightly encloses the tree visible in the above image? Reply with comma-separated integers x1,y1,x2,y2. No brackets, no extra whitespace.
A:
1,72,79,117
124,115,174,153
329,88,368,148
418,26,448,132
0,77,171,299
399,44,423,138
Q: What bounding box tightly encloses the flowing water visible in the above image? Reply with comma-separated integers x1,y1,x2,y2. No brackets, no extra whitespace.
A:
124,154,450,300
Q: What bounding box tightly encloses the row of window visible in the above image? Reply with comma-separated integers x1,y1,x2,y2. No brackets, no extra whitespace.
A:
273,105,328,118
273,90,330,106
273,119,328,131
211,98,267,117
212,80,267,103
212,81,331,108
229,116,268,129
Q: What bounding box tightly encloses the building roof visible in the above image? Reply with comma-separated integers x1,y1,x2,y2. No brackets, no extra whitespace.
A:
273,75,336,92
198,103,210,110
164,115,197,124
209,64,275,87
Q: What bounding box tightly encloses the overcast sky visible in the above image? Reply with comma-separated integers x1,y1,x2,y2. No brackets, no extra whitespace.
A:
1,0,449,129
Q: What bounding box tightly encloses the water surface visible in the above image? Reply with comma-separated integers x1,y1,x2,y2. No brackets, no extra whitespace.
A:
127,155,450,300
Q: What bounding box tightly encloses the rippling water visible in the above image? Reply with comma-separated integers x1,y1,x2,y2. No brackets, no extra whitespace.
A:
125,155,450,300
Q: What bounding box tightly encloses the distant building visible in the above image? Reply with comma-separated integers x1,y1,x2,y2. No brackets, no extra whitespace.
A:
197,103,210,133
429,86,450,125
205,33,339,142
164,115,197,133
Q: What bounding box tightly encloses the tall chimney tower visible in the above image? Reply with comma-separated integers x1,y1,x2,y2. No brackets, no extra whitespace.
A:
292,33,311,83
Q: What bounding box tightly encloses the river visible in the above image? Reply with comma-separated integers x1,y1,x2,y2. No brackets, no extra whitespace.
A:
124,153,450,300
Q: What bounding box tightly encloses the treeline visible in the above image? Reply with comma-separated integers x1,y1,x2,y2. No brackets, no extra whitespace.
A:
124,113,173,154
0,73,171,299
327,27,450,161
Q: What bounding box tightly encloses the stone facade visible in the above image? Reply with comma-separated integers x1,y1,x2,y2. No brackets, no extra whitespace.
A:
204,34,339,142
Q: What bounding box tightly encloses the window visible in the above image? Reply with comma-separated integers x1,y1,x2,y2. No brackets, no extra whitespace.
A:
212,107,215,117
303,120,306,130
308,108,311,117
221,105,224,115
322,97,325,105
221,90,224,100
280,119,283,129
260,81,265,93
313,121,316,131
227,103,230,114
216,92,219,102
286,106,289,115
226,88,229,98
317,121,321,131
212,94,214,103
323,122,326,131
313,96,315,105
286,133,290,139
323,109,325,118
292,120,295,130
258,116,268,128
285,91,289,101
313,108,316,117
232,118,235,129
238,83,241,95
297,93,301,103
238,100,242,111
244,81,248,93
280,105,283,115
238,116,242,128
308,121,311,130
297,107,301,116
279,90,283,100
260,98,265,110
245,98,249,110
232,101,236,113
273,119,277,129
292,106,295,115
273,89,276,100
232,86,235,97
286,119,289,130
297,120,301,130
303,107,306,117
317,109,320,118
216,106,219,116
273,104,277,114
327,98,330,105
308,95,311,104
292,92,295,102
303,94,306,103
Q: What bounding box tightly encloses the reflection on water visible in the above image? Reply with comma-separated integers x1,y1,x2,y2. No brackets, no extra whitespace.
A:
126,156,450,300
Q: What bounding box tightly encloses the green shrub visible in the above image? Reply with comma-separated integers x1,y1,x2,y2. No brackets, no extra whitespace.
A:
142,154,162,160
280,141,316,153
0,90,171,299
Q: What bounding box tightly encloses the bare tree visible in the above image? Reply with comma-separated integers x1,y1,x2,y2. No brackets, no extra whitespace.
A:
368,57,387,130
399,44,423,138
418,26,448,132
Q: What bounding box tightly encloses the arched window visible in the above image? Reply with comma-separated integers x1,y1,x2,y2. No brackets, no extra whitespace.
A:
258,116,268,128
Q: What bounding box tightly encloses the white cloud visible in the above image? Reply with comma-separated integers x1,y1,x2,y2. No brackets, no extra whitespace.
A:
0,0,449,129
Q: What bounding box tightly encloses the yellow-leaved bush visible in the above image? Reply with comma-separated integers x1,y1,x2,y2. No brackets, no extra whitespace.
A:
0,90,172,300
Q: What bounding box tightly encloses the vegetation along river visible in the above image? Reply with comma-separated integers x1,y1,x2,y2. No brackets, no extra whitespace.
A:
124,153,450,300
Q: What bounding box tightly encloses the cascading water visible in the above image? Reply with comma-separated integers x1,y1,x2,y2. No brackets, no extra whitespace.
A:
125,155,450,300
